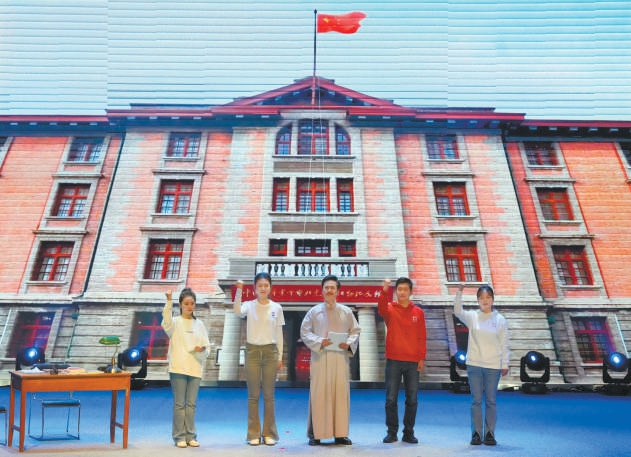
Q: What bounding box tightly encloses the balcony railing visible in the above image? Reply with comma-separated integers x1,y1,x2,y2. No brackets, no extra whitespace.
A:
255,261,369,278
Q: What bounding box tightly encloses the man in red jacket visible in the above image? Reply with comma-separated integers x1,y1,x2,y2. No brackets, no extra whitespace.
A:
378,277,427,444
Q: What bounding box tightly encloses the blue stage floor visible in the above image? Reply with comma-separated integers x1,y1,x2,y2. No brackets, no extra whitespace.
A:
1,385,630,456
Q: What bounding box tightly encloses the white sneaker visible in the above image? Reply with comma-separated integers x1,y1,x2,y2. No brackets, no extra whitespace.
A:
263,437,276,446
249,438,260,446
188,439,200,447
176,441,187,448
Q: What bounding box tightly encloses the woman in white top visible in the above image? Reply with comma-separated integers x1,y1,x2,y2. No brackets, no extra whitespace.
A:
234,272,285,446
454,283,509,447
162,288,210,448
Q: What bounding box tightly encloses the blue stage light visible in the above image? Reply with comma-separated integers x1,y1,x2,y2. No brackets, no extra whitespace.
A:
605,352,628,372
15,346,46,370
520,351,550,394
455,350,467,366
24,347,41,364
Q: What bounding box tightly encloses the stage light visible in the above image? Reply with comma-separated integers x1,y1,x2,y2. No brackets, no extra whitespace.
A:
520,350,550,394
450,350,470,394
15,346,45,371
118,347,148,389
602,352,631,396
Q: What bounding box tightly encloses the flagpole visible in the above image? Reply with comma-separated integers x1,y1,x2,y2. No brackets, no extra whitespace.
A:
312,9,317,106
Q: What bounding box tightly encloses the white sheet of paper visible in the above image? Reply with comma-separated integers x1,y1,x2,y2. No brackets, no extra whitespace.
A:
326,332,348,351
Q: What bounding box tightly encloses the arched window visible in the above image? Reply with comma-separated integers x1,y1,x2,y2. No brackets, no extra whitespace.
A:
335,125,351,156
275,125,292,155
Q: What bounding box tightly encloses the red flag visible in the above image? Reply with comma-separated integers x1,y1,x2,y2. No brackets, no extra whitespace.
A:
317,12,366,34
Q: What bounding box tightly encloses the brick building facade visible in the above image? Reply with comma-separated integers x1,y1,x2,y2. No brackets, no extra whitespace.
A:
1,77,630,386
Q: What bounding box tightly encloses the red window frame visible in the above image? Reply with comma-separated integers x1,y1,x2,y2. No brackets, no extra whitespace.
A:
68,137,104,162
54,184,90,217
571,317,613,363
131,312,169,360
524,142,558,166
298,119,328,155
553,246,592,285
338,240,356,257
269,239,288,256
295,239,331,257
8,312,55,358
145,239,184,280
443,242,481,282
33,242,74,281
276,125,292,155
537,188,573,220
297,178,330,212
272,178,289,212
434,183,469,216
335,126,351,156
337,179,354,212
166,132,201,158
158,180,193,214
427,135,459,160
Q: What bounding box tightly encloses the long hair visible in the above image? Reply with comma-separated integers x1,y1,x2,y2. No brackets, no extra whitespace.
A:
476,284,495,300
178,287,197,319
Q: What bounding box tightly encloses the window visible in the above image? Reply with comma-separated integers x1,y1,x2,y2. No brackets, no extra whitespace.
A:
32,242,74,281
145,239,184,280
427,135,459,160
336,126,351,155
443,242,481,282
434,183,469,216
130,312,169,360
537,188,573,221
524,142,558,166
337,179,354,212
7,312,55,358
296,239,331,257
166,132,201,158
572,317,613,363
53,184,90,217
553,246,592,285
68,137,104,162
453,316,469,352
272,178,289,212
269,239,288,256
158,180,193,214
276,125,292,155
620,142,631,166
297,178,329,212
298,120,328,155
338,240,356,257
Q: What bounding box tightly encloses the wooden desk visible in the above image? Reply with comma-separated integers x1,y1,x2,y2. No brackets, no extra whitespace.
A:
9,371,131,452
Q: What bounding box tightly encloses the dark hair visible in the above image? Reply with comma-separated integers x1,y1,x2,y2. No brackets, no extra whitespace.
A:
476,285,494,300
395,277,413,291
254,272,272,286
179,287,197,319
321,274,340,289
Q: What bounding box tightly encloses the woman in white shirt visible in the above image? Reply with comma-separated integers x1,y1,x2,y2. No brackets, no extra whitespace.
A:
162,288,210,448
234,272,285,446
454,283,510,447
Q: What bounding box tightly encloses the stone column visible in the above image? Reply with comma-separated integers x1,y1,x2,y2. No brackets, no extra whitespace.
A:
218,309,241,381
357,307,379,382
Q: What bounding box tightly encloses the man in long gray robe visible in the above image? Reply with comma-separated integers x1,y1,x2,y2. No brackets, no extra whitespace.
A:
300,274,361,445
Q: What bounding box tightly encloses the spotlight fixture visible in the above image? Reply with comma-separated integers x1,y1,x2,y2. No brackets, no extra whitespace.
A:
449,350,470,394
15,346,45,371
117,347,148,389
520,350,550,394
602,352,631,396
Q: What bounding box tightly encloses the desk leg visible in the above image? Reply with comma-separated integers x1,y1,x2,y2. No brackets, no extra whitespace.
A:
123,388,130,449
8,386,14,448
110,390,118,443
19,390,26,452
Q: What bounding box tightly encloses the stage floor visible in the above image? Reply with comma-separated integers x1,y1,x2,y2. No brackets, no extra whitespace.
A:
1,385,630,456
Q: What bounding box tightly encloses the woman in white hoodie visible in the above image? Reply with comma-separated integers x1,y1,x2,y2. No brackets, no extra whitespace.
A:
454,283,509,447
162,288,210,448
